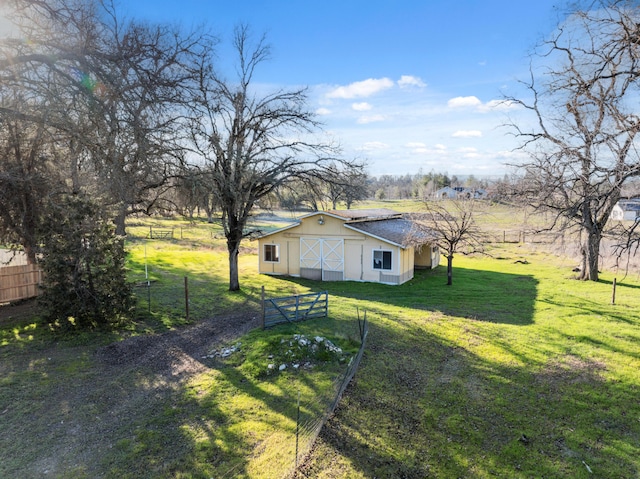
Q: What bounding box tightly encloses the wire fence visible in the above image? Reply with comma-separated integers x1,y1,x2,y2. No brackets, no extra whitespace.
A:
484,229,569,244
286,310,369,478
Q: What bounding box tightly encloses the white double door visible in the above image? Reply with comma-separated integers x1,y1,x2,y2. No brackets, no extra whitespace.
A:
300,238,344,280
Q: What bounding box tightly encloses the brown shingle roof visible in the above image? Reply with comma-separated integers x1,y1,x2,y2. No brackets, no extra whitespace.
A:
345,217,437,248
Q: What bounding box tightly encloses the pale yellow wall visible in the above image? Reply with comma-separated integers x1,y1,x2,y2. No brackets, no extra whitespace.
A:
258,231,295,276
415,244,440,269
258,213,365,277
344,241,364,281
344,240,420,284
258,212,433,284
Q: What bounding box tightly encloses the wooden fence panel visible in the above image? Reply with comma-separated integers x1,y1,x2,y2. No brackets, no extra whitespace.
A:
0,264,43,303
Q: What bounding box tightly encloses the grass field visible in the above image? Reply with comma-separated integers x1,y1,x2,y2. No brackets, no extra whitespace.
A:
1,206,639,478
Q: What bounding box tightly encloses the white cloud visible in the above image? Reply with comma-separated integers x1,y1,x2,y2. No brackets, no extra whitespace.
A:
327,78,394,99
359,141,389,151
357,114,385,124
398,75,426,88
316,107,332,115
459,147,478,153
447,96,521,112
406,142,429,154
448,96,482,108
452,130,482,138
352,102,372,111
434,144,447,150
478,99,519,112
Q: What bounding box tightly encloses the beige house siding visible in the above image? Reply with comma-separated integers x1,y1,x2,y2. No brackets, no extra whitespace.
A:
257,211,439,285
415,244,439,269
344,241,363,281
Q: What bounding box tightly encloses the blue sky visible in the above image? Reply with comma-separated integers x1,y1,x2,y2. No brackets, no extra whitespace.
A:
128,2,565,176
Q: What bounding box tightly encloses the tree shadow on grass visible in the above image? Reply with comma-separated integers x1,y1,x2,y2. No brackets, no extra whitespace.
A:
298,318,640,478
278,265,539,326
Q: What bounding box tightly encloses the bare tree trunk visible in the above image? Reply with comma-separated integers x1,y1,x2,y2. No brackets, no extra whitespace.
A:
579,229,601,281
227,239,240,291
446,255,453,285
24,244,38,265
114,203,127,237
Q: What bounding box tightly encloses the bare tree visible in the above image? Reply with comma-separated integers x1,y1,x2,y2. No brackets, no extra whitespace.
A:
188,25,350,291
0,111,61,263
322,161,369,209
506,0,640,281
0,0,214,235
412,200,486,285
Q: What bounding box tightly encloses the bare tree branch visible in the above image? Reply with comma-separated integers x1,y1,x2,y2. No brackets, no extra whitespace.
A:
505,0,640,281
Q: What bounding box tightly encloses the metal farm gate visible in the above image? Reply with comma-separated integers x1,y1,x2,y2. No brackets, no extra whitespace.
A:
261,289,328,328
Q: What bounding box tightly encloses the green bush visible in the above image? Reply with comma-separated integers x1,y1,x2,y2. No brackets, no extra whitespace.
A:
38,195,134,329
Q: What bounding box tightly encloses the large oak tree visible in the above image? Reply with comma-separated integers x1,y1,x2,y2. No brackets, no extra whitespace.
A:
507,0,640,281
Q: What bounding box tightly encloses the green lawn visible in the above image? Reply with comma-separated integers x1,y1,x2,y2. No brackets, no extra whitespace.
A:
299,246,640,478
1,214,638,478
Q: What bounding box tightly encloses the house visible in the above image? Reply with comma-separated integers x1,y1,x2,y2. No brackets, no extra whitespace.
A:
610,199,640,221
257,209,440,285
434,186,460,199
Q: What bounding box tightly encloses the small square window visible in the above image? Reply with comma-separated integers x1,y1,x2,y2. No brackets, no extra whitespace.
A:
373,250,392,270
264,244,279,262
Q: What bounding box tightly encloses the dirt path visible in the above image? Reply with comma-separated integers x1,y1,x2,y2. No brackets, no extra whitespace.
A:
1,306,261,478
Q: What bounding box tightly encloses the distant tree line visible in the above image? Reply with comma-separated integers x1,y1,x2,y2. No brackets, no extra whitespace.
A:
368,171,491,201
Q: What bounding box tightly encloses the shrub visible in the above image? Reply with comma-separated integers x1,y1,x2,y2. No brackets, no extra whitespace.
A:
38,195,134,329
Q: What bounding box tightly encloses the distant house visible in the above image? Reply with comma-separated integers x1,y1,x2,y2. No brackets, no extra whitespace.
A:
434,186,459,199
256,209,440,285
433,186,487,200
611,199,640,221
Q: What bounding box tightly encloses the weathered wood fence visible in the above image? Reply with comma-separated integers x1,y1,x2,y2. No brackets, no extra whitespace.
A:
262,288,328,328
0,264,43,303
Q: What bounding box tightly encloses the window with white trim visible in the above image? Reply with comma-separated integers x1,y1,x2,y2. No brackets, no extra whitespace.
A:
264,244,280,262
373,250,392,270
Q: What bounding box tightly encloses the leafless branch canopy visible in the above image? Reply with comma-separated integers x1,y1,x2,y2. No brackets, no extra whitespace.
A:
504,0,640,280
186,25,356,290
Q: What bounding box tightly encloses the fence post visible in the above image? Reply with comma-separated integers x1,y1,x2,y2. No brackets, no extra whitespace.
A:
184,276,189,321
324,291,328,316
261,286,266,329
295,295,300,321
295,390,301,472
611,277,617,305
